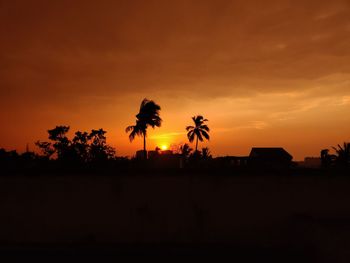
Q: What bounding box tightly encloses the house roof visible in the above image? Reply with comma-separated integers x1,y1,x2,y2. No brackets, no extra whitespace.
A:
249,147,293,161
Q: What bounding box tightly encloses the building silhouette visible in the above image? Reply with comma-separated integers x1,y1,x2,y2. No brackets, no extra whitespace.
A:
249,147,293,168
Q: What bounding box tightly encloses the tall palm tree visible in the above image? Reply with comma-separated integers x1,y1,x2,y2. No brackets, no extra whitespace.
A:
332,142,350,166
186,115,210,152
126,98,162,159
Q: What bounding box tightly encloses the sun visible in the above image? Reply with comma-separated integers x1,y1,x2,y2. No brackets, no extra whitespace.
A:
161,145,168,151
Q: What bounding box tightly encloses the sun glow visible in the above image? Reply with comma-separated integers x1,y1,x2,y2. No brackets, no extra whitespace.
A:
161,145,168,150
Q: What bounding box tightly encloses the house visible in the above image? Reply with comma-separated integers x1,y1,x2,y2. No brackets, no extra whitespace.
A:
249,147,293,168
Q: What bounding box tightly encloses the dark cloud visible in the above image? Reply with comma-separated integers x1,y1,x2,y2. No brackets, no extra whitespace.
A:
1,0,349,157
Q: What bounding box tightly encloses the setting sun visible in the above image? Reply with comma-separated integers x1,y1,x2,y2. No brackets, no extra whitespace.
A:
161,145,168,151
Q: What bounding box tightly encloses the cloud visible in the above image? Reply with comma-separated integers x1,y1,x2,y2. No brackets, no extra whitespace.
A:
1,0,350,158
1,0,350,104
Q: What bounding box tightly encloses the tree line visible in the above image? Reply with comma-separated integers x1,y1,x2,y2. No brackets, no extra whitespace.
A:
32,98,211,162
35,127,115,163
0,98,212,168
0,98,349,172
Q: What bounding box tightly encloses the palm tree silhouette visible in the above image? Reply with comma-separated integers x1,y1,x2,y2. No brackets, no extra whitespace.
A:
126,98,162,159
186,115,210,152
332,142,350,166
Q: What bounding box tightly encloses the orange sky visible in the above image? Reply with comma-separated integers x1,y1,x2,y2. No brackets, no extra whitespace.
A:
1,0,350,160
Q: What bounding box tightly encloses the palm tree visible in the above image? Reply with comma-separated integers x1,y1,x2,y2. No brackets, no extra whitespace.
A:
332,142,350,166
126,98,162,159
186,115,210,152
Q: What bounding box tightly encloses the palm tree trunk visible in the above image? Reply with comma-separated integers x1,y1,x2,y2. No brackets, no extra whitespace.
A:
195,136,198,152
143,133,147,159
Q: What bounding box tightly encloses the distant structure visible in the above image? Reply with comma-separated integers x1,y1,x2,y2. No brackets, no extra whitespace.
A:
159,150,173,156
249,147,293,168
298,157,322,168
135,149,183,168
135,147,294,170
135,150,147,160
147,150,159,159
214,156,249,168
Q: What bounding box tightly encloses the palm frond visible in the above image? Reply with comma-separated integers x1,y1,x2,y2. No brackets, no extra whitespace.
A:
200,125,209,132
194,116,203,126
139,98,149,112
126,124,143,142
125,125,135,133
196,130,203,142
148,116,162,128
187,130,195,143
137,98,162,127
201,130,210,140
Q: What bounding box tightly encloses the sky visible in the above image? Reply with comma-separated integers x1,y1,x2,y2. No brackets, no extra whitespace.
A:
1,0,350,160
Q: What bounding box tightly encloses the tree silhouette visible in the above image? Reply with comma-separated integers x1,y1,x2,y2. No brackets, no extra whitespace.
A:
332,142,350,166
186,115,210,152
180,143,192,159
72,131,89,162
320,148,337,168
126,98,162,159
201,147,212,160
35,141,55,159
88,129,115,162
36,126,115,163
47,126,71,160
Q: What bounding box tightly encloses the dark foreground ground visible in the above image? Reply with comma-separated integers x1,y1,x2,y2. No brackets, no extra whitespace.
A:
1,172,350,262
0,244,315,262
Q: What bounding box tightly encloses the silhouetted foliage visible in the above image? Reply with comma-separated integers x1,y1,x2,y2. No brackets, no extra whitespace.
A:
201,147,212,160
179,143,193,159
48,126,71,160
189,150,202,161
333,142,350,167
35,141,55,159
72,131,89,161
126,98,162,159
35,126,115,165
186,115,210,152
187,147,212,162
1,106,349,175
0,148,40,171
0,148,18,160
20,151,36,162
155,146,161,153
88,129,115,162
